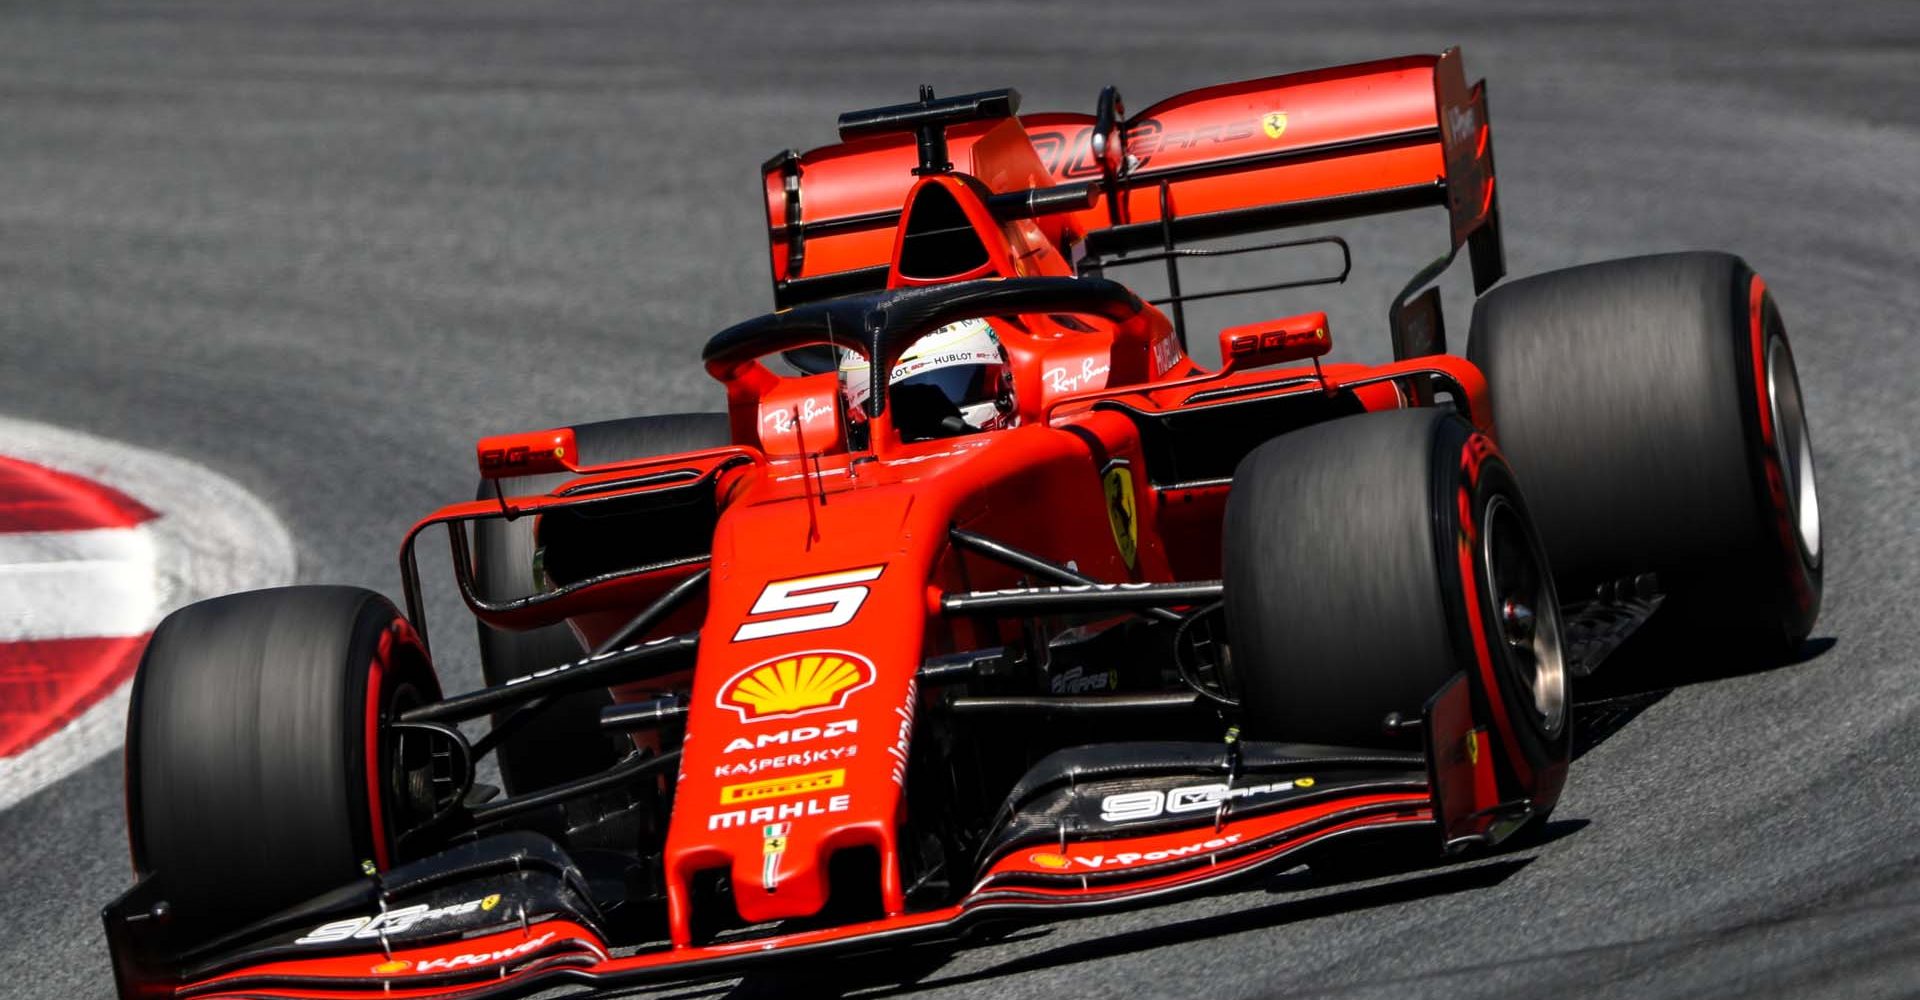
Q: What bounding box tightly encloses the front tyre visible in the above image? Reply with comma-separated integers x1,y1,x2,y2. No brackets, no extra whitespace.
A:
126,586,439,942
1224,408,1570,817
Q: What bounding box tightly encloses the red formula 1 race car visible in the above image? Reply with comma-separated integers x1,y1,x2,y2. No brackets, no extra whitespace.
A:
105,48,1822,999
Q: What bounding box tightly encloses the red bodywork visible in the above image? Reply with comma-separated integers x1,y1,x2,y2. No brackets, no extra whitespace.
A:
138,48,1540,1000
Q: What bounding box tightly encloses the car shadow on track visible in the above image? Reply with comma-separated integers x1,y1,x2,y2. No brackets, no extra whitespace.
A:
1570,633,1838,761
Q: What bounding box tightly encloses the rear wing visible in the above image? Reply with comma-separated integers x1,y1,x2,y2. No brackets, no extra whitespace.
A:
762,47,1503,308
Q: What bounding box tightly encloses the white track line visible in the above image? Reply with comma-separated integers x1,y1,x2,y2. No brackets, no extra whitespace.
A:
0,416,296,812
0,527,158,641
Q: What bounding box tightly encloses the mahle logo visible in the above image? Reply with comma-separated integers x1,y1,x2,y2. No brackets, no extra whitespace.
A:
717,650,874,723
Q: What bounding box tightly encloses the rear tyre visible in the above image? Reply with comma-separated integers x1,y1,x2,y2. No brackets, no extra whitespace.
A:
126,586,438,941
1224,408,1569,817
1467,252,1821,655
472,412,730,793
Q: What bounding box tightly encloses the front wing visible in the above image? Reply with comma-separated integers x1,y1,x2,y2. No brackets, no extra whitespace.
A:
106,673,1517,1000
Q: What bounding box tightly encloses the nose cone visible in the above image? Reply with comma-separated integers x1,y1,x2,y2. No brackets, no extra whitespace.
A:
668,653,907,933
662,487,938,943
664,612,918,936
704,729,862,924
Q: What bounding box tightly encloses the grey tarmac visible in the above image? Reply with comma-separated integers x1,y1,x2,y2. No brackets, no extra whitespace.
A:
1,2,1916,998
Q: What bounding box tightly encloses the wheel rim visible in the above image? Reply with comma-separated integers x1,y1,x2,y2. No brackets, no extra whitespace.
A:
1481,496,1567,736
382,678,441,855
1766,336,1821,569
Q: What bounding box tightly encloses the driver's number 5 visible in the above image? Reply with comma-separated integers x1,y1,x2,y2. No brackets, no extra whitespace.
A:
731,565,885,642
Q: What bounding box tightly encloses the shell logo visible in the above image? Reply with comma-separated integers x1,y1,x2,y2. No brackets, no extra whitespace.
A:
1028,852,1072,870
370,959,412,975
716,650,875,722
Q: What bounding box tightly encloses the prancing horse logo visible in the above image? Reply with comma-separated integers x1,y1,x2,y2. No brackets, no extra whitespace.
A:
1103,463,1138,569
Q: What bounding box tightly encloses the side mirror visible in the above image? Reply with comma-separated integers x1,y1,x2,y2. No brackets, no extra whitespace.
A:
1218,311,1332,370
1389,287,1447,404
477,428,579,480
1389,286,1447,361
755,373,845,458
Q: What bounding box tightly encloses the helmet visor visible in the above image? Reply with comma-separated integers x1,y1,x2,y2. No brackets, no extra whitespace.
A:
896,364,992,408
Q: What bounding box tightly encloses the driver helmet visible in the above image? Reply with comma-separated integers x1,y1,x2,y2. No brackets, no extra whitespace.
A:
840,317,1015,433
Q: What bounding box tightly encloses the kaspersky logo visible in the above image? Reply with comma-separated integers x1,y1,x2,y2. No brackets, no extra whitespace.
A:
716,650,875,723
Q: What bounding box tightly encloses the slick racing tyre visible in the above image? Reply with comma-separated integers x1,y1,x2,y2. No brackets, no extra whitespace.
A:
126,586,440,942
1224,408,1570,818
1467,252,1821,655
472,412,731,793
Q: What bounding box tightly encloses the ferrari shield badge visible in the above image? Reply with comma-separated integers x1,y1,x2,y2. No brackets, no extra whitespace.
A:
1262,111,1289,139
1103,462,1138,568
761,822,791,890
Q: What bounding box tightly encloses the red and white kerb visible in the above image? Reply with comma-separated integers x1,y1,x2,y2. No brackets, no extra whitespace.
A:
0,455,159,759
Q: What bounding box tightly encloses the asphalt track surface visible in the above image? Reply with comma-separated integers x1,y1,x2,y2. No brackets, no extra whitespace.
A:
2,2,1917,997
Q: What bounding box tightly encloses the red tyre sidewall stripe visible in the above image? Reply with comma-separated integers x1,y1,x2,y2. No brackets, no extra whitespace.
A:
1748,274,1817,614
1748,276,1775,447
1454,429,1565,810
365,617,433,871
365,628,394,872
1453,438,1530,790
1454,527,1519,779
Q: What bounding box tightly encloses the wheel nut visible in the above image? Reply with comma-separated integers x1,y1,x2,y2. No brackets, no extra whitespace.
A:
1501,598,1535,646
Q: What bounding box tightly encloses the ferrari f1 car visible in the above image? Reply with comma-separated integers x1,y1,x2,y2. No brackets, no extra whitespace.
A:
106,48,1823,999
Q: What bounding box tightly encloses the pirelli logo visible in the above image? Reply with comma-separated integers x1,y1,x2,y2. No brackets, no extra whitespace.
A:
718,768,846,805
